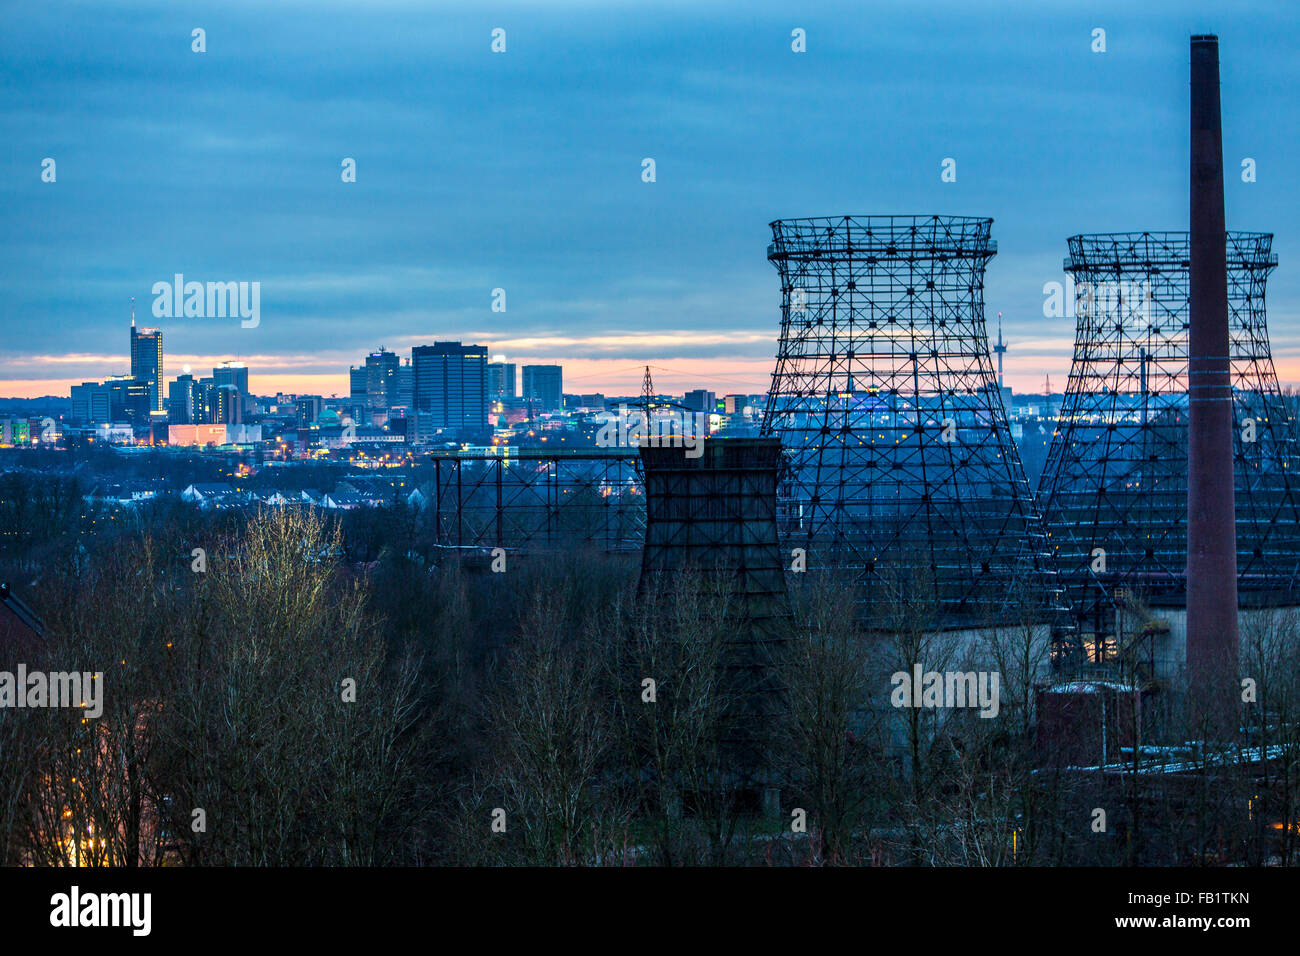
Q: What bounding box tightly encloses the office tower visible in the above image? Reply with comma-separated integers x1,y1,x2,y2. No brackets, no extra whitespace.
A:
396,360,413,409
215,384,242,425
70,382,111,424
130,321,164,415
349,366,367,406
168,374,198,424
684,389,716,414
194,377,216,423
412,342,489,441
364,349,401,411
522,364,562,412
213,361,251,416
105,374,152,424
296,395,324,426
488,359,517,402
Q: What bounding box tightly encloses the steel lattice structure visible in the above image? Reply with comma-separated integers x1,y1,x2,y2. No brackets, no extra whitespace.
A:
1038,231,1300,649
761,215,1065,629
428,449,644,552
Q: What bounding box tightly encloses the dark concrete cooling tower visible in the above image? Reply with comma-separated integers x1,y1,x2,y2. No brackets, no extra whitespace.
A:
638,436,790,778
639,436,789,639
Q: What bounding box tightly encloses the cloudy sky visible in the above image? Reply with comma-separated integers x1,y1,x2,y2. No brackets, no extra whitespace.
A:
3,0,1298,399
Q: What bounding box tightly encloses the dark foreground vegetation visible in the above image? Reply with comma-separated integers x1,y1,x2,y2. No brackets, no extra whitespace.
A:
2,471,1300,866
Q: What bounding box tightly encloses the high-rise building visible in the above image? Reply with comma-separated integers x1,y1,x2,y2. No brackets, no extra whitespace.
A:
522,364,562,412
684,389,716,414
364,349,401,412
70,382,111,424
296,395,324,426
195,377,219,424
395,360,413,410
168,374,198,424
488,359,517,402
130,321,164,415
213,361,250,416
349,366,367,406
215,385,242,425
105,374,152,425
412,342,489,442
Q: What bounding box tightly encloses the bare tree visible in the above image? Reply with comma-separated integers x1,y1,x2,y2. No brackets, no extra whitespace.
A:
608,571,744,866
776,574,886,864
480,590,629,866
154,507,425,865
16,533,180,866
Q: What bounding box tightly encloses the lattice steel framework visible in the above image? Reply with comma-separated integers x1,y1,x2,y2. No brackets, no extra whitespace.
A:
762,215,1065,629
1038,231,1300,647
428,449,644,552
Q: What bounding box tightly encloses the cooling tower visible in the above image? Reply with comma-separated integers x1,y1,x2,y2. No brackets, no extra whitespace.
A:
1038,230,1300,654
761,215,1066,634
638,436,789,780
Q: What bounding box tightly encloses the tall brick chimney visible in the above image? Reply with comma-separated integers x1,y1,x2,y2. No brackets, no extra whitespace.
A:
1187,34,1239,737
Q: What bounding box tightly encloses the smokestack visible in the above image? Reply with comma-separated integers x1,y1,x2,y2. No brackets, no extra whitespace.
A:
1187,34,1238,737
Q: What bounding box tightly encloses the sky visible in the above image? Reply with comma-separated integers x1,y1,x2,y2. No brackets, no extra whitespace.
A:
2,0,1299,400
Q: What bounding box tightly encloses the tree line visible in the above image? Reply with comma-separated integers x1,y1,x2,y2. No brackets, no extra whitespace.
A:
1,494,1299,865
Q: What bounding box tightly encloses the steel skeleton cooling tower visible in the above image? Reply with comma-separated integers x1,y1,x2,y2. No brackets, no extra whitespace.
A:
1038,230,1300,648
762,215,1064,631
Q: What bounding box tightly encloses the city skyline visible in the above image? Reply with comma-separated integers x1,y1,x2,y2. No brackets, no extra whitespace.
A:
4,3,1300,896
37,307,788,403
4,1,1299,400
